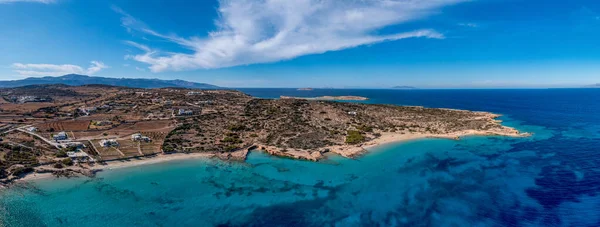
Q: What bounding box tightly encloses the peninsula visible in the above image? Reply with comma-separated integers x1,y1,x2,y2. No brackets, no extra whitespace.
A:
0,84,527,185
280,95,369,101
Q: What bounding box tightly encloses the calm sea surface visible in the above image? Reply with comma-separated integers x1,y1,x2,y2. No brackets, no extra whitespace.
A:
1,88,599,227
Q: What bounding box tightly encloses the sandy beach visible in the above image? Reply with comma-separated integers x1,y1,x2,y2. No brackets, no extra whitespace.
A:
15,152,218,183
14,127,529,184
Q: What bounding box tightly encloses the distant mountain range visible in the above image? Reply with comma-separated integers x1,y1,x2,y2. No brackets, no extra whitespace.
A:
0,74,220,89
392,86,417,89
585,83,600,88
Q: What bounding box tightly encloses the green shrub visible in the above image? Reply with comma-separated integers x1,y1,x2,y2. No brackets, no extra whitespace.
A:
224,145,238,152
221,137,242,144
55,150,68,158
227,124,246,131
357,125,374,133
61,158,74,166
11,167,34,176
345,130,365,144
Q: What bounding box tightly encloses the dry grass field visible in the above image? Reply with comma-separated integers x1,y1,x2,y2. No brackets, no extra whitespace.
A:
118,140,142,157
90,139,123,160
36,120,90,132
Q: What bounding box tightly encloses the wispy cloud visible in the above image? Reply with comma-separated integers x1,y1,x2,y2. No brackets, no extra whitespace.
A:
116,0,465,72
458,22,478,28
0,0,55,4
11,61,108,77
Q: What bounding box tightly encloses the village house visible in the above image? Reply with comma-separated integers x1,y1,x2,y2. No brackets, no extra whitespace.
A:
53,132,68,141
67,151,93,163
26,126,38,132
348,111,358,115
178,109,193,116
131,133,152,142
61,142,84,149
196,100,214,104
79,106,97,116
187,91,202,95
99,139,119,147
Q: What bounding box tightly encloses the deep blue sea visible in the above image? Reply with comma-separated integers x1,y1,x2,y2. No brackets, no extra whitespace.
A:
1,88,600,227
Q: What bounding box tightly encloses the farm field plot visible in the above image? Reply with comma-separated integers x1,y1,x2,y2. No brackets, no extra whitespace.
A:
141,131,168,141
91,140,123,160
119,120,173,131
36,120,90,132
140,143,162,155
118,140,141,157
0,103,56,112
72,131,104,140
104,120,174,137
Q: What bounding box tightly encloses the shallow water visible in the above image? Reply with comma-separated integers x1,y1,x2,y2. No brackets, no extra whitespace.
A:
1,89,599,226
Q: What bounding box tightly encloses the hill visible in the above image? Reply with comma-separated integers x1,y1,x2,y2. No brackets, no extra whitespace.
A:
0,74,220,89
584,83,600,88
392,86,417,89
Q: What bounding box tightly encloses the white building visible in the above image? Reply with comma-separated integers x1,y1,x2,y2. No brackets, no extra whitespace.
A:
178,109,193,116
131,133,152,142
348,111,357,115
196,100,213,104
99,139,119,147
187,91,202,95
26,126,38,132
80,107,97,115
53,132,68,141
62,142,84,149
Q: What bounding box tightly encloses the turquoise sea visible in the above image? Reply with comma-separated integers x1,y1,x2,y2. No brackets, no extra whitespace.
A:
1,88,600,226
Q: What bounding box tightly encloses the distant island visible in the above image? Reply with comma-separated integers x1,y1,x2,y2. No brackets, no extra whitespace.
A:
0,74,220,89
392,86,417,89
297,88,314,91
280,95,369,101
584,83,600,88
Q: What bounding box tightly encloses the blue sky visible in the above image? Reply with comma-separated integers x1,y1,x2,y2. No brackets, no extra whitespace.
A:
0,0,599,88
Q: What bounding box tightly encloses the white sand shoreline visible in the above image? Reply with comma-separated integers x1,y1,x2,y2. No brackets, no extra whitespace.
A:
14,129,530,184
15,153,217,183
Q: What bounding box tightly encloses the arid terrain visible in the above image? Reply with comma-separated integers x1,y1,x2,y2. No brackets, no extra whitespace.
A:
0,84,527,185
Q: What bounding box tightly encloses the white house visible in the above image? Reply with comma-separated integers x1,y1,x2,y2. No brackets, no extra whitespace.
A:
62,142,84,149
187,91,202,95
131,133,152,142
196,100,213,104
99,139,119,147
26,126,38,132
348,111,357,115
178,109,193,116
79,107,97,116
53,132,68,141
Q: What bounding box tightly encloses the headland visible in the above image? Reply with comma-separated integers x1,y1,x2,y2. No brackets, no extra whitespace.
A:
0,85,528,186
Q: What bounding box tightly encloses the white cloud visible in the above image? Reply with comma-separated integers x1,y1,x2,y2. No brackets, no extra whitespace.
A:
117,0,465,72
0,0,55,4
458,22,478,28
11,61,109,76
